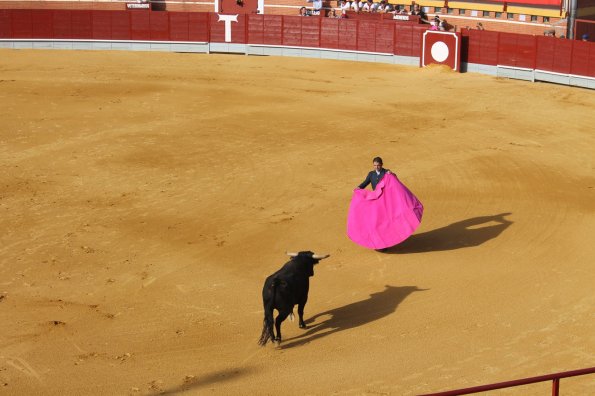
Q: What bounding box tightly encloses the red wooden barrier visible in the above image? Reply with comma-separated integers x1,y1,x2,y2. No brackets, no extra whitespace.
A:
338,18,357,51
394,24,414,56
282,15,302,47
0,10,11,38
302,17,321,48
570,40,595,77
263,15,282,46
465,29,499,66
536,36,573,73
320,18,339,49
12,10,32,38
357,20,376,52
1,9,594,79
498,32,536,69
188,13,209,42
246,14,263,44
376,22,394,54
72,11,92,39
150,11,169,41
112,11,131,40
33,10,53,38
131,10,150,41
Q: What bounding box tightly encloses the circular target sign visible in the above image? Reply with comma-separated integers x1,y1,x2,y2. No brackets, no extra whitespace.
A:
430,41,449,63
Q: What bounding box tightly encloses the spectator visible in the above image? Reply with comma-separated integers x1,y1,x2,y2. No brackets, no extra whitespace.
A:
394,5,407,14
582,33,590,41
370,0,380,12
543,28,556,37
384,3,395,12
362,0,373,12
410,3,429,23
350,0,360,11
476,22,484,30
339,0,351,12
299,6,310,16
435,16,449,31
358,0,366,10
328,8,339,17
307,0,323,14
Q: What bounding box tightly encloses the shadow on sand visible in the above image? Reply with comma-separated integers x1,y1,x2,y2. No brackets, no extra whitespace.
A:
385,212,513,254
279,285,426,349
160,367,253,395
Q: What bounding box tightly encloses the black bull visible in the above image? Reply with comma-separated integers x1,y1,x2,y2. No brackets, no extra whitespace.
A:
258,251,330,346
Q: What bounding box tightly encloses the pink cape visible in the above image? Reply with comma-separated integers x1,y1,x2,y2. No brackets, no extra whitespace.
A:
347,174,424,249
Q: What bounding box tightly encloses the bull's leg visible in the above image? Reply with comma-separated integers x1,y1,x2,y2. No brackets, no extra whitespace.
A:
297,303,306,328
274,311,290,344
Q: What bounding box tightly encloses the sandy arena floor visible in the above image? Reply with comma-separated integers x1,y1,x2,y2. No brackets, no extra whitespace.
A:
1,49,594,395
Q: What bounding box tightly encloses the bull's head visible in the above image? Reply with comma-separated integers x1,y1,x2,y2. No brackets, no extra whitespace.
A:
286,251,330,260
286,251,330,276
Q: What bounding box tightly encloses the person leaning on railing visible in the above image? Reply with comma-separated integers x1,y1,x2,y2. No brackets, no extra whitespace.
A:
350,0,360,11
339,0,350,12
377,0,392,13
410,3,429,23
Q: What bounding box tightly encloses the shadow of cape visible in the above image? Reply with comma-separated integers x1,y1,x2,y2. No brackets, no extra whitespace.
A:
386,213,513,254
279,285,426,349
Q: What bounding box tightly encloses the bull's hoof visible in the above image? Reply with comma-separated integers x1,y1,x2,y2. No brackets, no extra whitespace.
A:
274,337,281,344
299,322,306,329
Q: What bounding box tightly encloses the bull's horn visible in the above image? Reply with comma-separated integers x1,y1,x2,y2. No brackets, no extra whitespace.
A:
286,252,299,257
312,254,330,260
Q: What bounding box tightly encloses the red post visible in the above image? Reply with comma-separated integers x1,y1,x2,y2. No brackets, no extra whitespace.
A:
551,378,560,396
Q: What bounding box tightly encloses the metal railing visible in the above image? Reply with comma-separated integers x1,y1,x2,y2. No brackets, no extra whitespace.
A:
420,366,595,396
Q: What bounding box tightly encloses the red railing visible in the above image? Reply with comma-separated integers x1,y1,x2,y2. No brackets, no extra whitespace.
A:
420,366,595,396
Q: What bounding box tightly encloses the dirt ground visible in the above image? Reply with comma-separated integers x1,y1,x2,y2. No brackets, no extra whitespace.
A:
1,49,594,395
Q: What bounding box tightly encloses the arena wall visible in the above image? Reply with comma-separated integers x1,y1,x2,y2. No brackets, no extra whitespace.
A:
0,0,569,36
1,9,594,88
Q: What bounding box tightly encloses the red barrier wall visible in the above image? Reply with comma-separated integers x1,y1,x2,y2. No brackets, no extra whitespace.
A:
1,9,594,79
464,29,499,66
498,32,536,69
320,18,339,49
536,36,573,73
570,40,595,76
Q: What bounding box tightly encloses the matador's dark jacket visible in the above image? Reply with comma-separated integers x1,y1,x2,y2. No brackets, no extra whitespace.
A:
358,169,388,190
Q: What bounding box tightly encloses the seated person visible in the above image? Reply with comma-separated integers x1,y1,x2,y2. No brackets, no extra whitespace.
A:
339,0,351,11
328,8,339,17
299,6,310,16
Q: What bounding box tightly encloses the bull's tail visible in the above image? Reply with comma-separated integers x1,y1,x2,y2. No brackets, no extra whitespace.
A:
258,278,278,346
